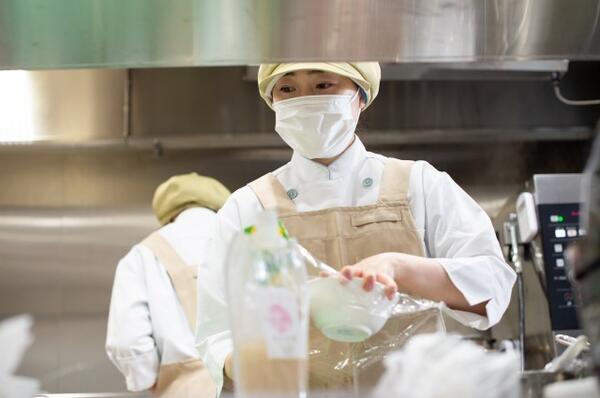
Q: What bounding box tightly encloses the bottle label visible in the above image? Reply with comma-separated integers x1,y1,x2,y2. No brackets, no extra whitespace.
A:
256,287,306,359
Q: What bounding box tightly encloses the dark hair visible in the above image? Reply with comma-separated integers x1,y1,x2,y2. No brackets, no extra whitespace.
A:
359,88,368,104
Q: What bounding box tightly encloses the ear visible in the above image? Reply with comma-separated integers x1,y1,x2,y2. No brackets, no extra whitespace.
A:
359,96,366,110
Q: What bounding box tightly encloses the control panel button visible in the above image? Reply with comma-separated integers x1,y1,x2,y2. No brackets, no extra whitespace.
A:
550,215,560,223
563,292,573,301
556,258,565,268
579,228,586,236
554,244,563,253
567,228,577,237
555,228,566,238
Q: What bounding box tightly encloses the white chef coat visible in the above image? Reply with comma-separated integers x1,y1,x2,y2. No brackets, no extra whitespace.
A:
201,136,517,396
106,207,227,393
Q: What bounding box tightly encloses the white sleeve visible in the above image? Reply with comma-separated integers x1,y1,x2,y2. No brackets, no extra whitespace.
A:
105,247,159,391
420,162,517,330
195,193,248,396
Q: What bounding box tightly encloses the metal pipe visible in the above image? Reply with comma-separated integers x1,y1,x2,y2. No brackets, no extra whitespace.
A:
122,69,133,142
528,240,547,293
0,127,593,151
552,73,600,106
507,214,526,372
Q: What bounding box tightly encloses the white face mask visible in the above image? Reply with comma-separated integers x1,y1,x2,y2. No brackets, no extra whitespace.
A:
273,90,361,159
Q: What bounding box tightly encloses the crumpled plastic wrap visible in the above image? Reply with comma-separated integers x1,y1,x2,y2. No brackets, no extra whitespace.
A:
374,333,520,398
308,295,445,394
298,245,447,394
0,315,40,398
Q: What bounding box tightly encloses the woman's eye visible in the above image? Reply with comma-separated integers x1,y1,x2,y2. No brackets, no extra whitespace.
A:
279,86,294,93
316,82,333,90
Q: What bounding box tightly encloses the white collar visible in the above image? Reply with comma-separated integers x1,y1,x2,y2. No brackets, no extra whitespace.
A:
289,135,367,182
174,207,215,223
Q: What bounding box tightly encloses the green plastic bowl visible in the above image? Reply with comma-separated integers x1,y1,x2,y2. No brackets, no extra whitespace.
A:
308,277,399,343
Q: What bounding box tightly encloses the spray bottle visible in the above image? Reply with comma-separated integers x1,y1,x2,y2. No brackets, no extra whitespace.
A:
226,210,308,398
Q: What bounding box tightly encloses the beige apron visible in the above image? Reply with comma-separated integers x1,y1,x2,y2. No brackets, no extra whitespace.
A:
141,233,217,398
248,158,444,391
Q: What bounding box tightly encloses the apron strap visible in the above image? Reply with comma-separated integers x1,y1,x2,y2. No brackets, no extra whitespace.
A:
379,158,415,203
248,173,297,214
141,232,197,333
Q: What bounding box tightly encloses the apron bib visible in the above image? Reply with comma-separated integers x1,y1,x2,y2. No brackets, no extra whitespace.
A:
249,158,445,391
141,233,216,398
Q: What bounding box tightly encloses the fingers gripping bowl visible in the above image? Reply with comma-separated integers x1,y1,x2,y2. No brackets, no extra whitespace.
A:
308,277,400,343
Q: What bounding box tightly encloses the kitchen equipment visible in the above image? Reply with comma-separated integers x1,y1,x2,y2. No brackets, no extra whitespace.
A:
545,335,590,372
533,174,583,333
544,377,600,398
573,133,600,379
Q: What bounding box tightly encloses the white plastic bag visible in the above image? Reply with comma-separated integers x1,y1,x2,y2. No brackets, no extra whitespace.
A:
0,314,40,398
374,333,520,398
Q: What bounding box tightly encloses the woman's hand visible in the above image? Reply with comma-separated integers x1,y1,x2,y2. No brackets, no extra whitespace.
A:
338,252,399,300
343,252,488,316
328,252,487,316
224,353,234,380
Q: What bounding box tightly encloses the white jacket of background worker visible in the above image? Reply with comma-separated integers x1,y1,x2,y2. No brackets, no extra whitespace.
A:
106,172,231,396
106,207,229,392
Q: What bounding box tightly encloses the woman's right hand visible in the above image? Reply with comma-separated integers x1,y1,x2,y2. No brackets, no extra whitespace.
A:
339,252,399,300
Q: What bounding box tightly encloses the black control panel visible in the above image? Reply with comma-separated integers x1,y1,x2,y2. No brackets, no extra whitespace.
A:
538,203,582,331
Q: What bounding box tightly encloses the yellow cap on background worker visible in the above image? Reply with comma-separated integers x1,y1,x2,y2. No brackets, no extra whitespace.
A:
258,62,381,109
152,172,231,225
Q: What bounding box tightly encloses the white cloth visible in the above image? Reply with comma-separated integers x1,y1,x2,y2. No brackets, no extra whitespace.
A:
374,334,520,398
0,315,40,398
106,207,226,393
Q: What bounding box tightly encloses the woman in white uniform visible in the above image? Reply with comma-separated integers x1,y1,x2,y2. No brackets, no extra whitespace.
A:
106,173,230,397
200,62,516,394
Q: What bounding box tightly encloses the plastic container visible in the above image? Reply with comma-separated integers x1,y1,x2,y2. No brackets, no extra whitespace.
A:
308,277,399,343
226,210,309,398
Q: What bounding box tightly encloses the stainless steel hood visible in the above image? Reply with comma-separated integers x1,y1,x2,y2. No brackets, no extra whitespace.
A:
1,0,600,70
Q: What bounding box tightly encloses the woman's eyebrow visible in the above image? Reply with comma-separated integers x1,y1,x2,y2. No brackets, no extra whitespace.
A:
282,70,324,77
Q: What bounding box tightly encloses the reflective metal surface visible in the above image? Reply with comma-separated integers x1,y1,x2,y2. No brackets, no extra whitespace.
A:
0,0,194,69
34,394,150,398
575,134,600,379
0,208,155,309
2,65,598,146
1,0,600,69
128,64,600,140
0,70,125,142
199,0,600,64
534,174,583,204
0,207,155,392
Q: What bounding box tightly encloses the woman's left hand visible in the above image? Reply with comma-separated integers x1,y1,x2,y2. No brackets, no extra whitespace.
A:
338,252,399,300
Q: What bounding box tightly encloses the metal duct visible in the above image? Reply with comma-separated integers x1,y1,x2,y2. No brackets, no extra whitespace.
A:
0,69,125,142
1,65,598,146
1,0,600,69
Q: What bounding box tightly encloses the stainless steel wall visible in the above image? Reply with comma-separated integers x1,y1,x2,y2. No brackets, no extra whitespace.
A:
2,0,600,69
1,207,154,392
3,64,599,147
130,66,600,137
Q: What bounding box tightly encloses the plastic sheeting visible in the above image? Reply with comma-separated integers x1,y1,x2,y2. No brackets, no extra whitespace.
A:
0,315,40,398
300,245,446,395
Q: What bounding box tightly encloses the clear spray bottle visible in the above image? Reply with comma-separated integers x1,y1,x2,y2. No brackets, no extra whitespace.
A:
226,210,308,398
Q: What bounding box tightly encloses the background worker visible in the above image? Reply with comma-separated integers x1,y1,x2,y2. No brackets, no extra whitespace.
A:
106,173,230,397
